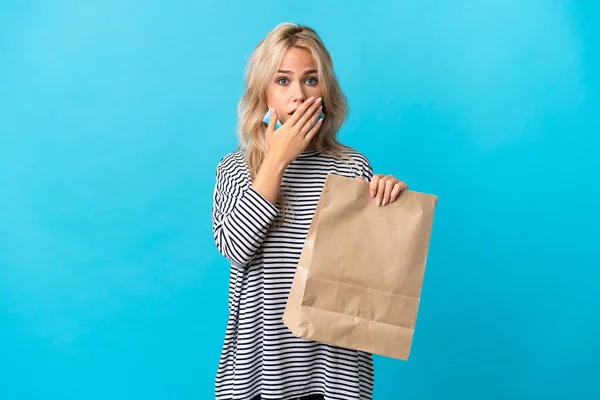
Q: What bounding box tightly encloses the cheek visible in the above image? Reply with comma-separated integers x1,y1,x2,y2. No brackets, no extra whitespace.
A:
265,85,283,107
277,110,289,123
307,85,323,97
265,93,286,121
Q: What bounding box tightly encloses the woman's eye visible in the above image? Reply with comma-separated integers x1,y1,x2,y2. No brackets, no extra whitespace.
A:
277,77,318,85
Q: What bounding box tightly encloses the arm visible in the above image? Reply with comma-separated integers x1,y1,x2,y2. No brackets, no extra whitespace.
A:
212,155,280,268
362,157,375,182
212,98,323,266
250,155,288,205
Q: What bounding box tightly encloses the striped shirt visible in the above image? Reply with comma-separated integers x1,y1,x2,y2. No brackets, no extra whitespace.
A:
212,148,375,400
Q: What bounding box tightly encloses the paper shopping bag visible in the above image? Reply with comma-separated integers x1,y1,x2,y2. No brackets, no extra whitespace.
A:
282,173,438,360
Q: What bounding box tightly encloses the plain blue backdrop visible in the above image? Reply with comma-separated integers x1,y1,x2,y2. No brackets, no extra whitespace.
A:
1,1,599,399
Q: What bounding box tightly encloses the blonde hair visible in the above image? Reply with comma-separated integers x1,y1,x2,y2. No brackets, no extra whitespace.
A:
237,22,355,226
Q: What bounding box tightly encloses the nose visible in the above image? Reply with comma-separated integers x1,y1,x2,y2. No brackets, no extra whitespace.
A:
290,80,307,105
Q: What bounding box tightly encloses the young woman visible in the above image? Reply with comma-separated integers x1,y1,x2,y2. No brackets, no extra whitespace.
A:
212,22,408,400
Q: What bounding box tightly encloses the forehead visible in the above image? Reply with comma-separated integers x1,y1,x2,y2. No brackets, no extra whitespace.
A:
278,47,316,72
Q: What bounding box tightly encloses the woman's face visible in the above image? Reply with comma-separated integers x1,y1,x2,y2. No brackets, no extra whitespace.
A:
265,47,322,125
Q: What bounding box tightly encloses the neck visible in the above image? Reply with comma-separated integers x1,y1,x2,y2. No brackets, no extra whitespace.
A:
305,141,317,152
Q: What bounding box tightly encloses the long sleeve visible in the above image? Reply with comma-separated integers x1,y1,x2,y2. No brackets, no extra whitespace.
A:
349,150,374,182
212,154,280,268
362,157,375,182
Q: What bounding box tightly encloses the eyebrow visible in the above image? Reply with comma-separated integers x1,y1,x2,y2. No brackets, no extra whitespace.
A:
276,69,318,75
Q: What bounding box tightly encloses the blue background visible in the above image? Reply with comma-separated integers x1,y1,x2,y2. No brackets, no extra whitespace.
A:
1,1,598,399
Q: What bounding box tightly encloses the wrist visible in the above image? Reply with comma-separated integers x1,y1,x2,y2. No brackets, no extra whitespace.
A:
262,154,288,175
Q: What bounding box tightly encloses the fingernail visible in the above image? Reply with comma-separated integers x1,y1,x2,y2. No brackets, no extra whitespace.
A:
382,198,388,206
376,197,382,206
316,97,322,104
370,191,376,197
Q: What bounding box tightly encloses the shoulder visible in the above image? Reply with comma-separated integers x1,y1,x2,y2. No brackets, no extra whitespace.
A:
217,150,247,170
334,146,373,172
342,147,372,168
329,146,374,180
215,151,250,186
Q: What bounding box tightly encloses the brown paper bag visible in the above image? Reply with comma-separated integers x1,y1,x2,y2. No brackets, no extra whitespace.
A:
282,173,438,360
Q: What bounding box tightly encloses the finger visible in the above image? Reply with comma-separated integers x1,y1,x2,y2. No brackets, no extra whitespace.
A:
300,105,323,136
376,176,387,206
390,180,408,203
389,182,405,202
370,174,383,197
381,179,396,206
389,185,402,203
287,97,316,126
298,99,323,134
302,117,323,145
390,182,404,203
355,176,367,181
